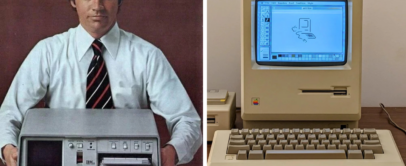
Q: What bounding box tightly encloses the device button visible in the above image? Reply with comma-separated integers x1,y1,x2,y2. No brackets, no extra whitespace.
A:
123,143,128,149
111,143,116,149
134,144,139,150
68,143,74,149
77,143,83,148
146,144,151,151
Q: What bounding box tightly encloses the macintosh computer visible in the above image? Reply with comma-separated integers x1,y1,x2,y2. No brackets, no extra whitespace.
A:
208,0,405,165
17,109,160,166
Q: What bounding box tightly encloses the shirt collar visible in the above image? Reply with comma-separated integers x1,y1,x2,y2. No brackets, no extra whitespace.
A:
75,23,120,61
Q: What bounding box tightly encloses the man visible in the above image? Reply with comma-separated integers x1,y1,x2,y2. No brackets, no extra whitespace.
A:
0,0,202,166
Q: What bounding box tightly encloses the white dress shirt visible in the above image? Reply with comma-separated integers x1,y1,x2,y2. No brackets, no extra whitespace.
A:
0,23,202,164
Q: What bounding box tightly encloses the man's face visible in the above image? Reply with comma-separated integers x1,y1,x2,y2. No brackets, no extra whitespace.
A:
71,0,119,36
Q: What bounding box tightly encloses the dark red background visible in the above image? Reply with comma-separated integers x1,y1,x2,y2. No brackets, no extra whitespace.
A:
0,0,203,165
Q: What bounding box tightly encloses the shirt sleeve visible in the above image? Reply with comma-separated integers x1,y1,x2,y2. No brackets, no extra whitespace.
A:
0,41,50,163
146,48,202,164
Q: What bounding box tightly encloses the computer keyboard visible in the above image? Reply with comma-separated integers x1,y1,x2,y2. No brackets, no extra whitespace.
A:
208,128,405,166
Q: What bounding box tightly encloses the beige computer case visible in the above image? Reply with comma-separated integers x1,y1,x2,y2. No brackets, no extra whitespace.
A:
207,92,237,141
241,0,363,129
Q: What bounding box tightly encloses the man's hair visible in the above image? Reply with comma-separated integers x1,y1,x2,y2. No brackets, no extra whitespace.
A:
69,0,123,11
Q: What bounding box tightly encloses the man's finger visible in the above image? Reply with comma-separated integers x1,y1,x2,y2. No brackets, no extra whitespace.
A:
11,151,18,160
8,155,17,166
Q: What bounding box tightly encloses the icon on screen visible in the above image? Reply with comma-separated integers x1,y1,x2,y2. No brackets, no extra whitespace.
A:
292,18,316,43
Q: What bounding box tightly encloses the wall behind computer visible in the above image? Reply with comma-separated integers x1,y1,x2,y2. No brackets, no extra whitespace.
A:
208,0,406,107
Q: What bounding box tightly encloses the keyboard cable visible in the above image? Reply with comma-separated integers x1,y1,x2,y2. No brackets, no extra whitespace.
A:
380,103,406,134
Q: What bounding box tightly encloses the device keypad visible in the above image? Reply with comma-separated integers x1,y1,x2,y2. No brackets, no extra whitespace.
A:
227,128,382,159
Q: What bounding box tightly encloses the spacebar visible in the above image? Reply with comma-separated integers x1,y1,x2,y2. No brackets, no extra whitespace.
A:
265,150,347,159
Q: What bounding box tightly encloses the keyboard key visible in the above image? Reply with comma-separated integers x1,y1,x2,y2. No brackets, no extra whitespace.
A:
350,134,358,141
295,144,304,150
285,145,294,150
247,140,256,149
237,150,247,160
272,128,280,134
363,140,380,145
268,140,277,147
230,135,244,140
261,128,270,135
363,128,376,135
308,134,316,142
266,134,275,141
277,134,285,141
300,140,309,147
292,128,300,136
241,129,249,137
303,128,311,136
252,145,261,150
317,144,326,150
363,149,375,159
279,140,288,148
332,140,340,147
359,134,368,141
343,140,351,147
274,145,283,150
290,140,298,147
313,128,321,135
369,134,379,140
263,145,272,152
349,144,358,150
353,128,362,137
339,134,347,142
256,134,265,141
338,144,347,151
252,128,260,136
360,144,384,154
311,140,319,146
258,140,267,147
318,134,327,141
329,134,337,141
265,150,346,159
287,134,295,141
229,140,245,145
231,128,240,135
332,128,341,134
323,128,331,134
328,144,337,150
282,128,290,136
246,134,254,141
321,140,330,147
297,134,306,142
249,150,264,160
227,145,250,154
343,128,352,136
306,144,315,150
353,140,361,148
348,150,363,159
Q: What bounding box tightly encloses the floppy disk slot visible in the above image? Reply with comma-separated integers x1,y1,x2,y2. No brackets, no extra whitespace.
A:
207,115,216,123
302,90,347,96
98,154,152,166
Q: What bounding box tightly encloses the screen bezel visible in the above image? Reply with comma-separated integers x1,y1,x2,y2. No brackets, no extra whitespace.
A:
255,0,349,66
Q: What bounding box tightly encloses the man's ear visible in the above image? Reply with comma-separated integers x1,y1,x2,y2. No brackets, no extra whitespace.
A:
70,0,77,8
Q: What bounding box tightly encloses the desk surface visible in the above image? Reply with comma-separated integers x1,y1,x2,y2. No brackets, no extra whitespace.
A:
207,107,406,164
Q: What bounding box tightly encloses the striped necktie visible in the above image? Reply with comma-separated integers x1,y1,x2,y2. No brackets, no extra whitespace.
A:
86,40,114,109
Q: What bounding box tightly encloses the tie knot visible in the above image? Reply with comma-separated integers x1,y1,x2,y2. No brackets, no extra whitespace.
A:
92,40,104,52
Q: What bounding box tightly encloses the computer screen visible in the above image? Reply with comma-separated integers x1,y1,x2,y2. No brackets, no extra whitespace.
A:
256,0,348,66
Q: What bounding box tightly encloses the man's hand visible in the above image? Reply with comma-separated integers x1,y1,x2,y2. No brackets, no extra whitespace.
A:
2,144,18,166
161,145,177,166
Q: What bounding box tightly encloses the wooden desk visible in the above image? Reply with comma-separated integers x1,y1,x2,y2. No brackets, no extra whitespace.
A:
207,107,406,164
